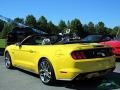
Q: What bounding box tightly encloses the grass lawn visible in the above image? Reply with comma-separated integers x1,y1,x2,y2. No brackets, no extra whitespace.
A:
0,39,6,48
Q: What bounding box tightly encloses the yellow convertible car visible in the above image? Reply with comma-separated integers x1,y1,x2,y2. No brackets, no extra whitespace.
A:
4,34,115,85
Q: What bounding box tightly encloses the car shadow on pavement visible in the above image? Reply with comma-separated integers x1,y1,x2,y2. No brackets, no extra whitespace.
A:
14,67,120,90
54,78,103,90
53,72,120,90
16,67,40,78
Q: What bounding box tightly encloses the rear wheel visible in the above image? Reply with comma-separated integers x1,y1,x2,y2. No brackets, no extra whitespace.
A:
5,52,13,69
39,59,56,85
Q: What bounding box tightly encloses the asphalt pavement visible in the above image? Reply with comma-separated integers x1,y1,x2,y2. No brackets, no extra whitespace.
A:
0,56,120,90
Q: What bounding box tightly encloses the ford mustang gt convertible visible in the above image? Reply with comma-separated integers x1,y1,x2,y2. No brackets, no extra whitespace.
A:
4,34,115,85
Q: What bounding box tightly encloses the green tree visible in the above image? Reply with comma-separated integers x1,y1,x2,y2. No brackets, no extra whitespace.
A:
47,21,57,34
0,20,5,32
67,20,71,29
105,27,112,35
14,17,24,23
83,24,89,35
110,26,120,37
87,22,95,34
70,18,84,37
25,15,37,28
1,23,15,38
116,27,120,37
58,20,67,33
95,21,107,34
37,16,48,33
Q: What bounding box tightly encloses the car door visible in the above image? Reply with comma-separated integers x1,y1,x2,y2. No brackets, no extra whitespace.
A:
13,36,38,71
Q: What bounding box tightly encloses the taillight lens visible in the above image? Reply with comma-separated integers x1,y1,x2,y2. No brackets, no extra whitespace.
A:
71,51,86,60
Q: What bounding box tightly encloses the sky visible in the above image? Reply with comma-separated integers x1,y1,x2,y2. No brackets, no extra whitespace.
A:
0,0,120,28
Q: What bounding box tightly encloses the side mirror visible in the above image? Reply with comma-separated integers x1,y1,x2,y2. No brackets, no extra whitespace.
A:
16,42,22,47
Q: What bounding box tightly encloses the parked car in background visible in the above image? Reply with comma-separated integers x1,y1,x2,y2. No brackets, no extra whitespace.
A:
81,35,112,43
5,34,115,85
101,37,120,58
82,35,120,59
7,26,46,45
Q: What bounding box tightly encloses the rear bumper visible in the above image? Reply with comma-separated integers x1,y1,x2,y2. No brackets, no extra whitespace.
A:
56,56,115,81
57,67,115,81
74,67,115,80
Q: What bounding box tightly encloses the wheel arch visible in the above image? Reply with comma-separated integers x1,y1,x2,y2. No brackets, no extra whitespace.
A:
4,50,13,69
37,57,56,79
38,57,47,70
38,57,53,70
4,50,9,56
4,49,12,57
4,50,12,59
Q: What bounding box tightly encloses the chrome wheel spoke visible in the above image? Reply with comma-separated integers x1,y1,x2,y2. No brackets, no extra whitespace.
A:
44,75,48,82
5,56,10,68
40,60,52,83
46,72,51,79
40,62,44,69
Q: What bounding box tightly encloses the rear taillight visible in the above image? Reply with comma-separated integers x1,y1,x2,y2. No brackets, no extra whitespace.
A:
71,51,86,60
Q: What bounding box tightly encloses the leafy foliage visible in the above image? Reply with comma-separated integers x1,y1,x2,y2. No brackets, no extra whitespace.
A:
14,17,24,23
0,39,6,48
58,20,67,33
0,14,119,39
25,15,37,28
47,21,58,34
37,16,48,33
70,18,85,38
1,23,15,38
0,19,5,32
95,22,107,34
87,22,95,34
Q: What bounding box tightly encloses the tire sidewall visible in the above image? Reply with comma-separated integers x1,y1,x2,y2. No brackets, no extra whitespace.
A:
39,59,55,85
5,52,12,69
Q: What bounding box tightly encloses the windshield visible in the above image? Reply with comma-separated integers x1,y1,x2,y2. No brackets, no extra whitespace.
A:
21,34,63,45
81,35,102,42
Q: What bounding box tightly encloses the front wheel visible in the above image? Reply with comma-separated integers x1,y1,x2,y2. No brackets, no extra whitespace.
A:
5,52,13,69
39,59,56,85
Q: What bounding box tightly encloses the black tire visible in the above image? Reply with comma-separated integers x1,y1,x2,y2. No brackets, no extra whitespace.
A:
39,59,56,85
5,52,13,69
